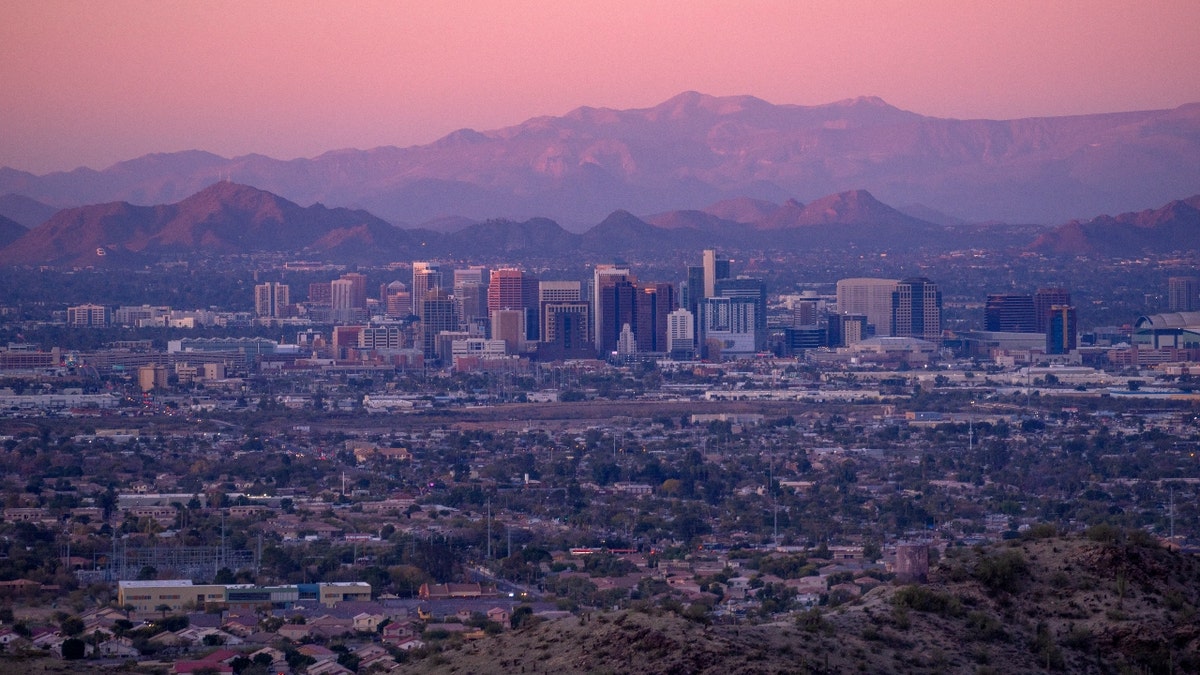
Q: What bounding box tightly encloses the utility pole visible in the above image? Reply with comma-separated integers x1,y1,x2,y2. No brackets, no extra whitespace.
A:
486,499,492,560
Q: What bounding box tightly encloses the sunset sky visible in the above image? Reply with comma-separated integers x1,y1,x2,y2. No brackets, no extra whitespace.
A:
2,1,1198,174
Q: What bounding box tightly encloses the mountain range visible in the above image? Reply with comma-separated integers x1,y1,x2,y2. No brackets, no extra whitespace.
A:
2,181,1197,267
2,92,1199,227
0,183,966,267
1031,195,1200,255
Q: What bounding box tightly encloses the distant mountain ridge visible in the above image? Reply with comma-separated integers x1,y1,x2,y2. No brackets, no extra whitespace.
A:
1,182,1195,267
1031,195,1200,255
0,182,411,267
0,183,970,267
2,92,1199,226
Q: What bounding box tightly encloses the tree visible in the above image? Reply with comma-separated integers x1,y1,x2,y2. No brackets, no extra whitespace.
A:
61,637,86,660
60,615,85,637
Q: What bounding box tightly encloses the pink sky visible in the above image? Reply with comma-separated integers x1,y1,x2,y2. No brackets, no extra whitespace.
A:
2,1,1198,174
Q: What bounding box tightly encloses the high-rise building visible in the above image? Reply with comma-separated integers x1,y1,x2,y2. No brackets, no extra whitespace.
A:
715,277,767,352
339,273,368,310
635,282,677,353
702,249,730,298
1046,305,1077,354
412,262,443,320
66,304,110,327
593,266,634,353
984,294,1038,332
1034,288,1071,334
382,281,411,319
666,308,696,359
699,296,758,359
254,282,290,318
541,302,591,357
1168,276,1199,312
836,278,899,337
891,277,942,341
682,265,706,314
539,281,587,350
829,314,868,347
420,289,457,361
791,300,820,328
330,279,355,322
490,309,526,354
308,282,332,307
488,268,540,340
454,266,489,328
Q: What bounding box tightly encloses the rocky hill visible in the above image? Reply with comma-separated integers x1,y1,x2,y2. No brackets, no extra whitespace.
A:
405,533,1199,674
0,182,984,266
1031,195,1200,255
3,93,1198,227
0,182,411,267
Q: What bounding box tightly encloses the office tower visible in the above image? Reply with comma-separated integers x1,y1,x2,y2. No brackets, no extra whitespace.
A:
488,268,540,340
702,249,730,298
593,265,635,352
339,273,368,310
490,309,526,354
682,265,706,314
836,278,898,337
792,300,819,327
539,280,581,304
254,282,290,318
308,281,332,306
383,281,411,319
699,296,758,358
420,289,457,361
359,325,404,351
1046,305,1077,354
1168,276,1199,312
330,278,363,323
66,304,110,327
667,308,695,358
984,294,1038,332
635,282,677,353
454,266,489,328
542,302,591,356
715,277,767,352
454,265,488,288
891,277,942,341
412,262,443,320
829,313,868,347
617,323,638,357
539,281,587,348
596,277,638,356
1034,288,1071,333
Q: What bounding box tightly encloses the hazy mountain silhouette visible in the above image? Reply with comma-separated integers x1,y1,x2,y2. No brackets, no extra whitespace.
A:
0,193,58,228
7,182,1196,267
0,182,411,267
3,93,1198,226
1031,195,1200,255
0,215,27,249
